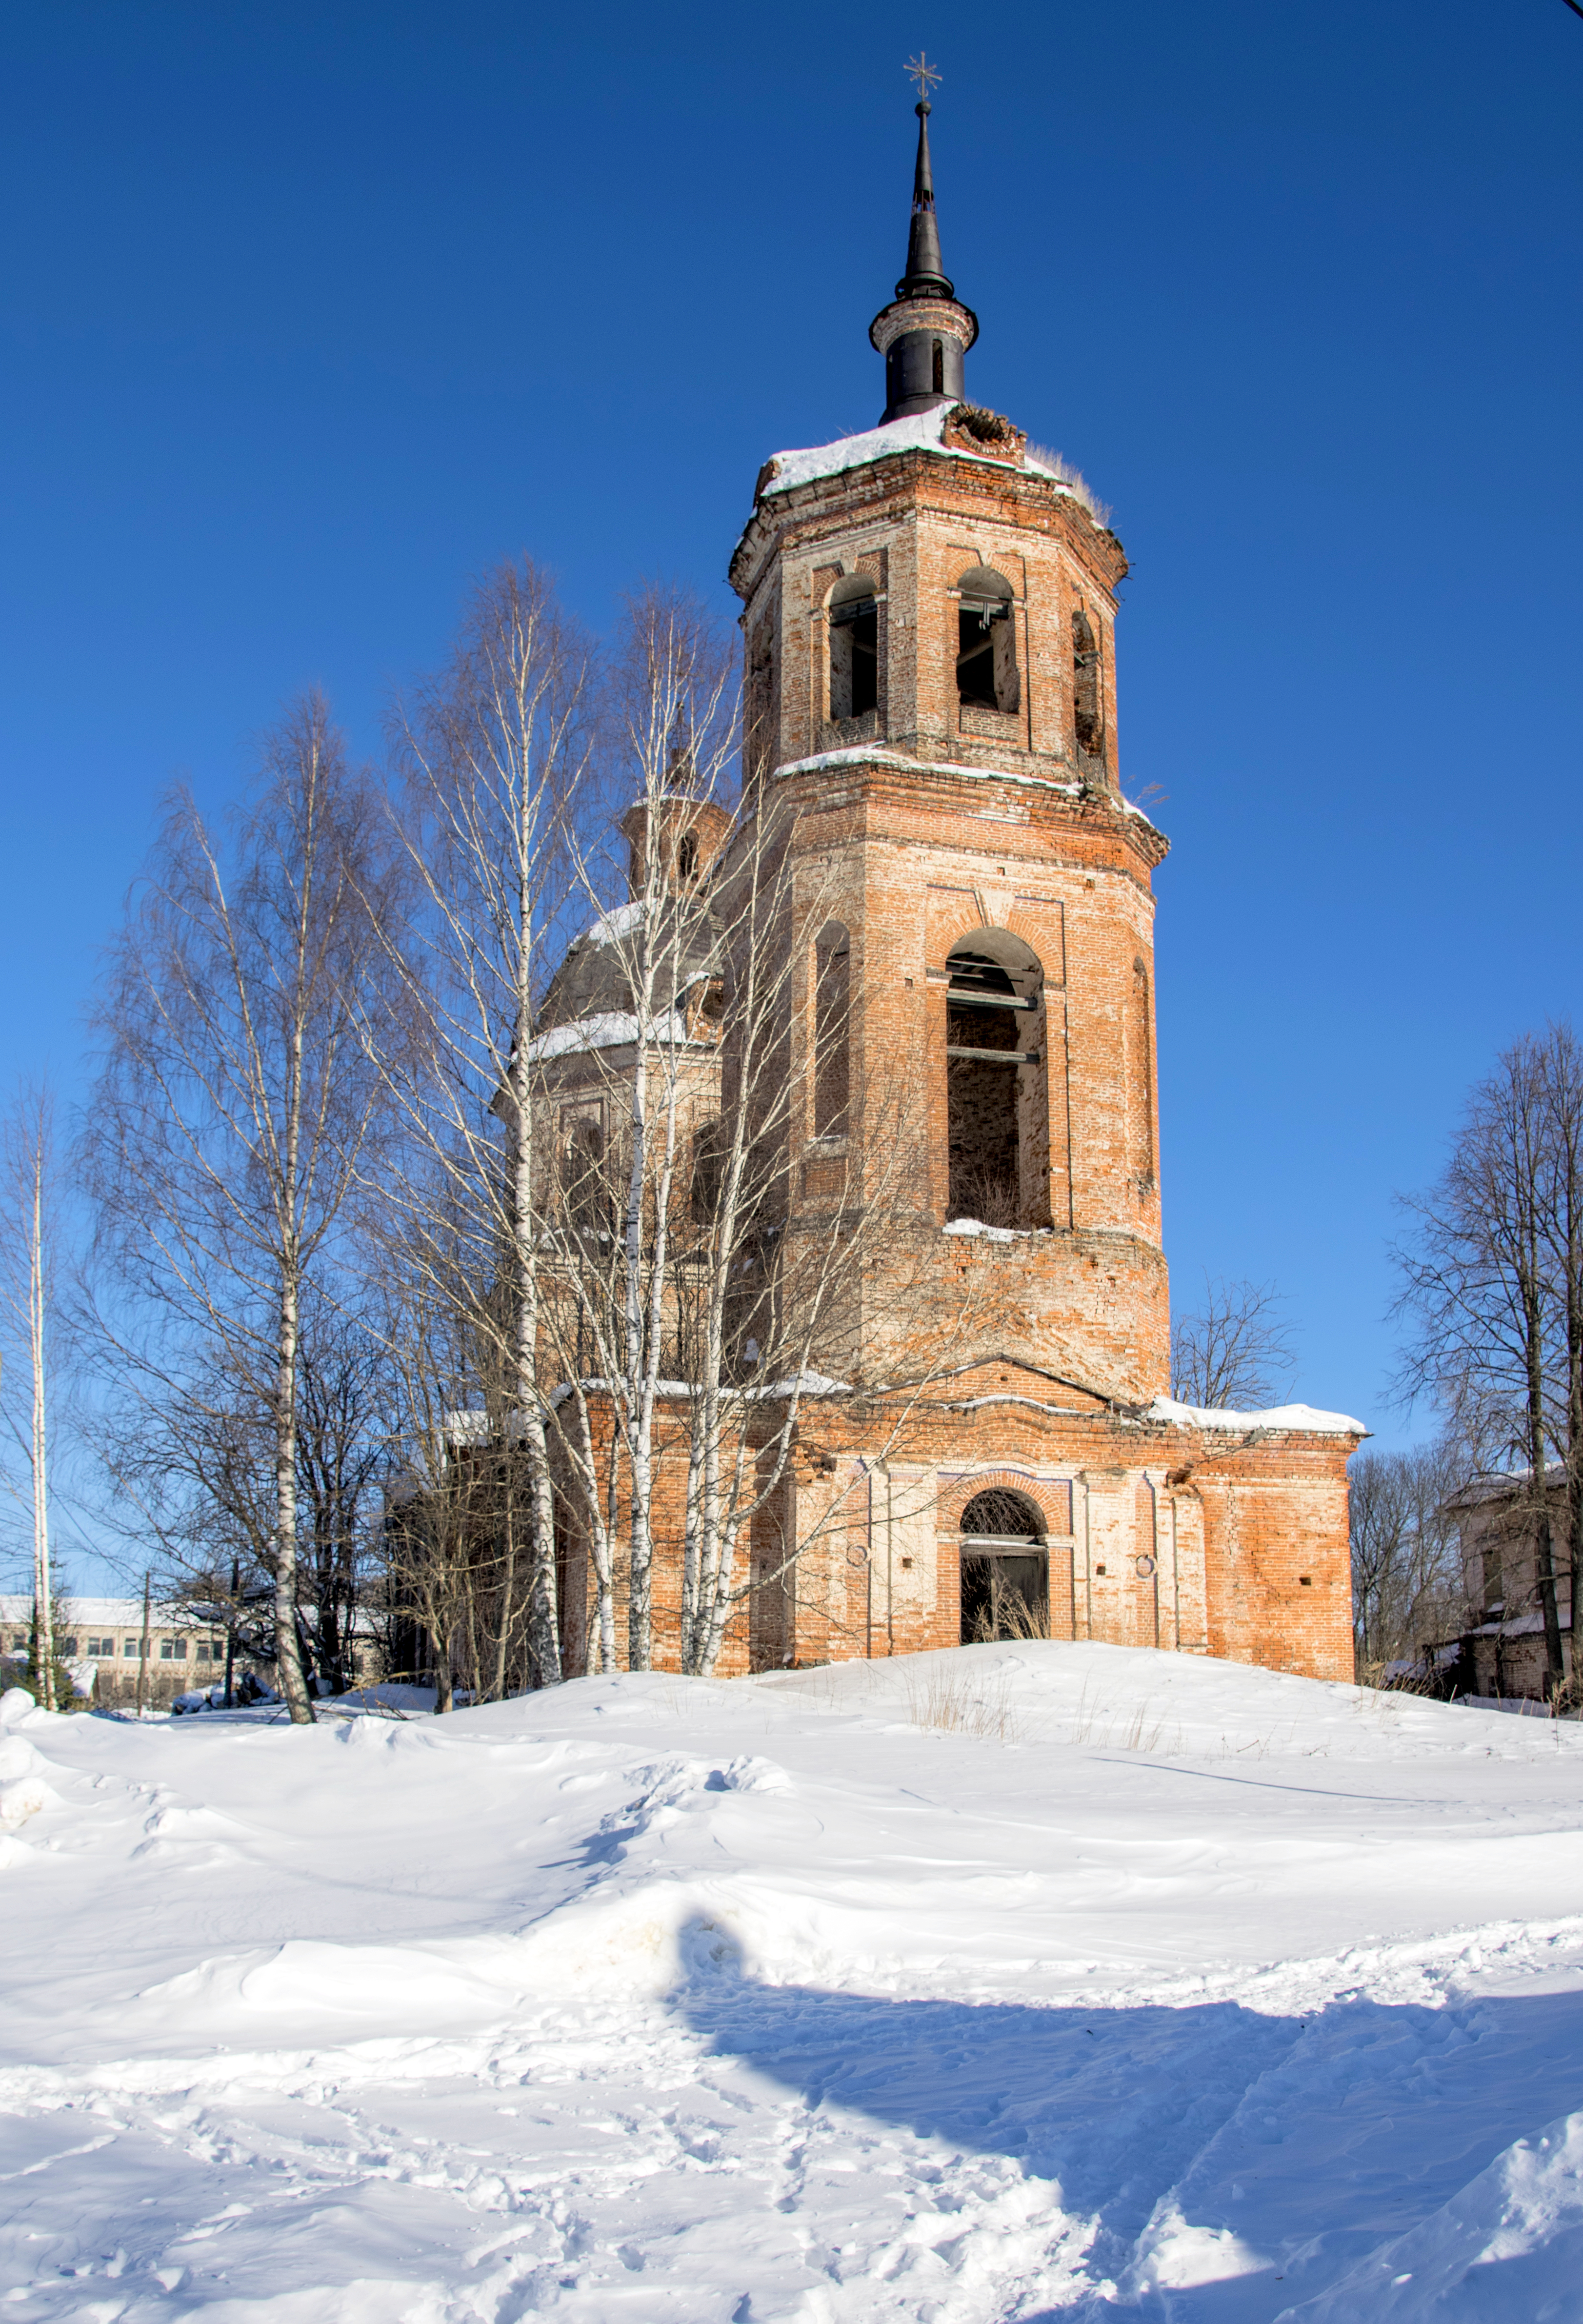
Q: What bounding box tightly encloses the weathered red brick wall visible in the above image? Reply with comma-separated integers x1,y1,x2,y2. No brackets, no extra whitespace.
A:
551,1379,1358,1684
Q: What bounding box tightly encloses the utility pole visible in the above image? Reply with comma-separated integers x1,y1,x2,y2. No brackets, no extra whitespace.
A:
136,1570,151,1716
26,1132,54,1712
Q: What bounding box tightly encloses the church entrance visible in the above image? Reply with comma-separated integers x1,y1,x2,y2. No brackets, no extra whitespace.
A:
959,1488,1049,1641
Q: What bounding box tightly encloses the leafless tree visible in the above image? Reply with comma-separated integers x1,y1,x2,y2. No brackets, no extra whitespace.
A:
373,559,593,1690
82,691,399,1723
0,1086,62,1707
1530,1024,1583,1670
368,1193,548,1710
1349,1437,1473,1676
1392,1033,1569,1693
545,584,739,1672
1170,1273,1296,1411
541,588,940,1678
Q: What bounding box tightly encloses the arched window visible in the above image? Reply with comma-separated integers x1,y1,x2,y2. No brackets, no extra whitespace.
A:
1072,606,1104,762
562,1113,607,1242
956,567,1019,714
676,832,699,883
690,1116,725,1224
813,921,850,1138
959,1487,1048,1642
1131,955,1155,1187
828,576,878,723
945,932,1045,1226
931,337,944,396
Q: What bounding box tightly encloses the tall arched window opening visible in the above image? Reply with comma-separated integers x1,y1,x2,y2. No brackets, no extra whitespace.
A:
690,1116,725,1224
1131,955,1155,1187
946,934,1046,1226
959,1488,1048,1642
931,337,944,395
1072,606,1104,762
676,832,699,883
956,567,1019,713
813,922,851,1138
828,577,878,722
562,1112,608,1244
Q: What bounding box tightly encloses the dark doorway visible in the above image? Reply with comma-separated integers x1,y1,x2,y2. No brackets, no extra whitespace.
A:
959,1488,1049,1641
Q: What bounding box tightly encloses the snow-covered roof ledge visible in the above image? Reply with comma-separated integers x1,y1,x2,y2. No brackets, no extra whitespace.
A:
1143,1395,1368,1438
776,745,1081,797
773,746,1161,832
527,1008,693,1062
759,406,1101,504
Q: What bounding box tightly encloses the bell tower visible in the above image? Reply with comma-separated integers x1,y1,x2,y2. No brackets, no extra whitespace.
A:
727,92,1171,1404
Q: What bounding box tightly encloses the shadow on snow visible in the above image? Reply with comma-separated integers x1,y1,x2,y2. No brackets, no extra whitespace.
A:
676,1955,1583,2321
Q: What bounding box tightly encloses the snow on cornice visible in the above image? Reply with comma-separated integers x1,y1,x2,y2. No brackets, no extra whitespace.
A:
772,744,1158,828
1144,1395,1368,1437
760,407,1086,500
776,745,1081,797
584,900,644,948
548,1372,850,1409
527,1009,691,1062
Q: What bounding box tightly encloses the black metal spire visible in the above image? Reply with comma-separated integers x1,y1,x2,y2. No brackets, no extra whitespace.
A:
869,66,978,424
898,101,953,300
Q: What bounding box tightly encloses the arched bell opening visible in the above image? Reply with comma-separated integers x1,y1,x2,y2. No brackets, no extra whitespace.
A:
945,932,1049,1228
828,575,879,724
956,566,1019,715
959,1488,1048,1642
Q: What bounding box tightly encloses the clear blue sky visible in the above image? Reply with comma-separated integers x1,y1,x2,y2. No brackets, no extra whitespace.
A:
3,0,1581,1512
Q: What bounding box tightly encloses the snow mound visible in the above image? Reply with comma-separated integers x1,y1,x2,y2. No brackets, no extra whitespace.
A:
0,1774,51,1829
0,1734,43,1780
6,1644,1583,2320
1281,2110,1583,2321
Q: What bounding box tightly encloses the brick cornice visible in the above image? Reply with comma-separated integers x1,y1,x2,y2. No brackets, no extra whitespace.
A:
762,750,1169,881
730,448,1127,604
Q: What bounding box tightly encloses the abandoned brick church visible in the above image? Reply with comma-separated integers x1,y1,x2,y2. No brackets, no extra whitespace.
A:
543,95,1363,1682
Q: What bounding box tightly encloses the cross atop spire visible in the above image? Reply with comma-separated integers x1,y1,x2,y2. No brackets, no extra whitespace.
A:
905,50,942,103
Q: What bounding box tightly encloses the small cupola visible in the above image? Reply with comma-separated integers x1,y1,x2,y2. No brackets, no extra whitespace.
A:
869,76,979,424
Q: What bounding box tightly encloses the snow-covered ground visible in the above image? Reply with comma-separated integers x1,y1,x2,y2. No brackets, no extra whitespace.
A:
3,1643,1583,2322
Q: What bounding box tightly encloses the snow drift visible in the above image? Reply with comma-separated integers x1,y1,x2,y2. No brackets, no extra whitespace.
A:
2,1643,1583,2321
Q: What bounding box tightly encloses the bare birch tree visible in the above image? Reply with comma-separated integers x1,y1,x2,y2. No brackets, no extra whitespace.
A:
544,585,738,1672
82,691,398,1723
0,1086,62,1708
541,587,936,1677
373,559,592,1690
